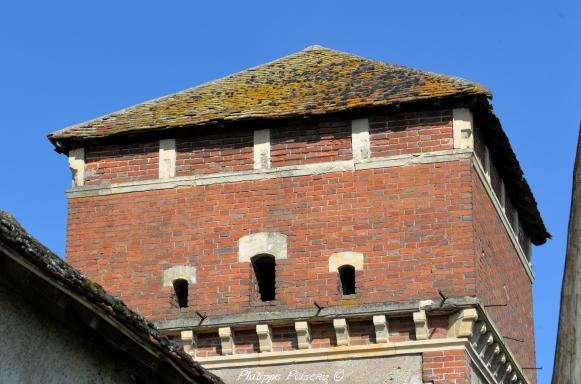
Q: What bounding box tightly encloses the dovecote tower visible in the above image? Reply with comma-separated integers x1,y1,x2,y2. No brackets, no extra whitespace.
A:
49,46,549,384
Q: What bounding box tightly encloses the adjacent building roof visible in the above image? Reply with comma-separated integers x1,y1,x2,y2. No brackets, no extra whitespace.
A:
48,45,489,142
0,211,222,384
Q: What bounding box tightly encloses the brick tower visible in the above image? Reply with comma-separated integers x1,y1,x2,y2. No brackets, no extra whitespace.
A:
49,46,549,384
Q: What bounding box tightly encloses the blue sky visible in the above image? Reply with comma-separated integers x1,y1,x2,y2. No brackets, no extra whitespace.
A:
0,1,578,381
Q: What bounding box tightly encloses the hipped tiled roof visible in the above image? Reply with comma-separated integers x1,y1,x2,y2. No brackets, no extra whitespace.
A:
48,45,489,142
47,45,549,244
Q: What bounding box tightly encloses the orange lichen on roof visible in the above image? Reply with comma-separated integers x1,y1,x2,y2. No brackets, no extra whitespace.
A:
49,45,490,142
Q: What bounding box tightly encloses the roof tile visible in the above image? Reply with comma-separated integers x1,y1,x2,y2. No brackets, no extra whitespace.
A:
49,46,489,141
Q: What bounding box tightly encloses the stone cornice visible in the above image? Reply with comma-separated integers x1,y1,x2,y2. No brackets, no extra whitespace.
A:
162,299,530,383
155,297,477,331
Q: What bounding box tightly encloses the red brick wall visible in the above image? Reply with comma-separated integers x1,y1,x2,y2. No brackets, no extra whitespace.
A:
348,320,375,345
81,110,454,186
233,329,259,354
388,317,415,342
196,332,221,357
67,160,475,320
423,349,470,384
310,323,336,349
270,119,352,167
175,130,254,175
428,315,451,339
472,172,536,382
271,326,297,352
369,110,453,158
84,141,159,185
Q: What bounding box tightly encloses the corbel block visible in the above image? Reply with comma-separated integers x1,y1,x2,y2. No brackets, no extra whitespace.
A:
333,318,350,346
180,330,195,356
470,321,487,348
485,343,501,368
448,308,478,338
500,363,513,383
218,327,235,355
295,321,311,349
478,332,494,356
413,310,429,340
256,324,273,352
493,354,507,378
372,315,389,343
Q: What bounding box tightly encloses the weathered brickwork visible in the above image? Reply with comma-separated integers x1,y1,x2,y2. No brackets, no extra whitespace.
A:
233,329,259,354
270,118,352,167
473,126,531,256
84,140,159,185
369,109,453,158
348,319,375,345
64,106,541,383
423,349,471,384
67,160,475,320
428,315,452,339
271,326,297,352
472,172,537,382
388,317,416,342
175,130,254,175
196,332,221,357
305,323,333,349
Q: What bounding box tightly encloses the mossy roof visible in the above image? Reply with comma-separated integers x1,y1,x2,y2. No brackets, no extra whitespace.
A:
0,211,223,384
49,45,490,141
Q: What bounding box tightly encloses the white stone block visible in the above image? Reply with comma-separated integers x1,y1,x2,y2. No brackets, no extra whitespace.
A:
238,232,288,262
373,315,389,343
413,310,429,340
254,129,271,169
218,327,235,355
68,148,85,187
452,108,474,149
180,330,194,355
295,321,311,349
333,318,350,346
162,266,197,287
328,251,364,272
448,308,478,338
256,324,273,352
351,118,370,161
159,139,176,179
